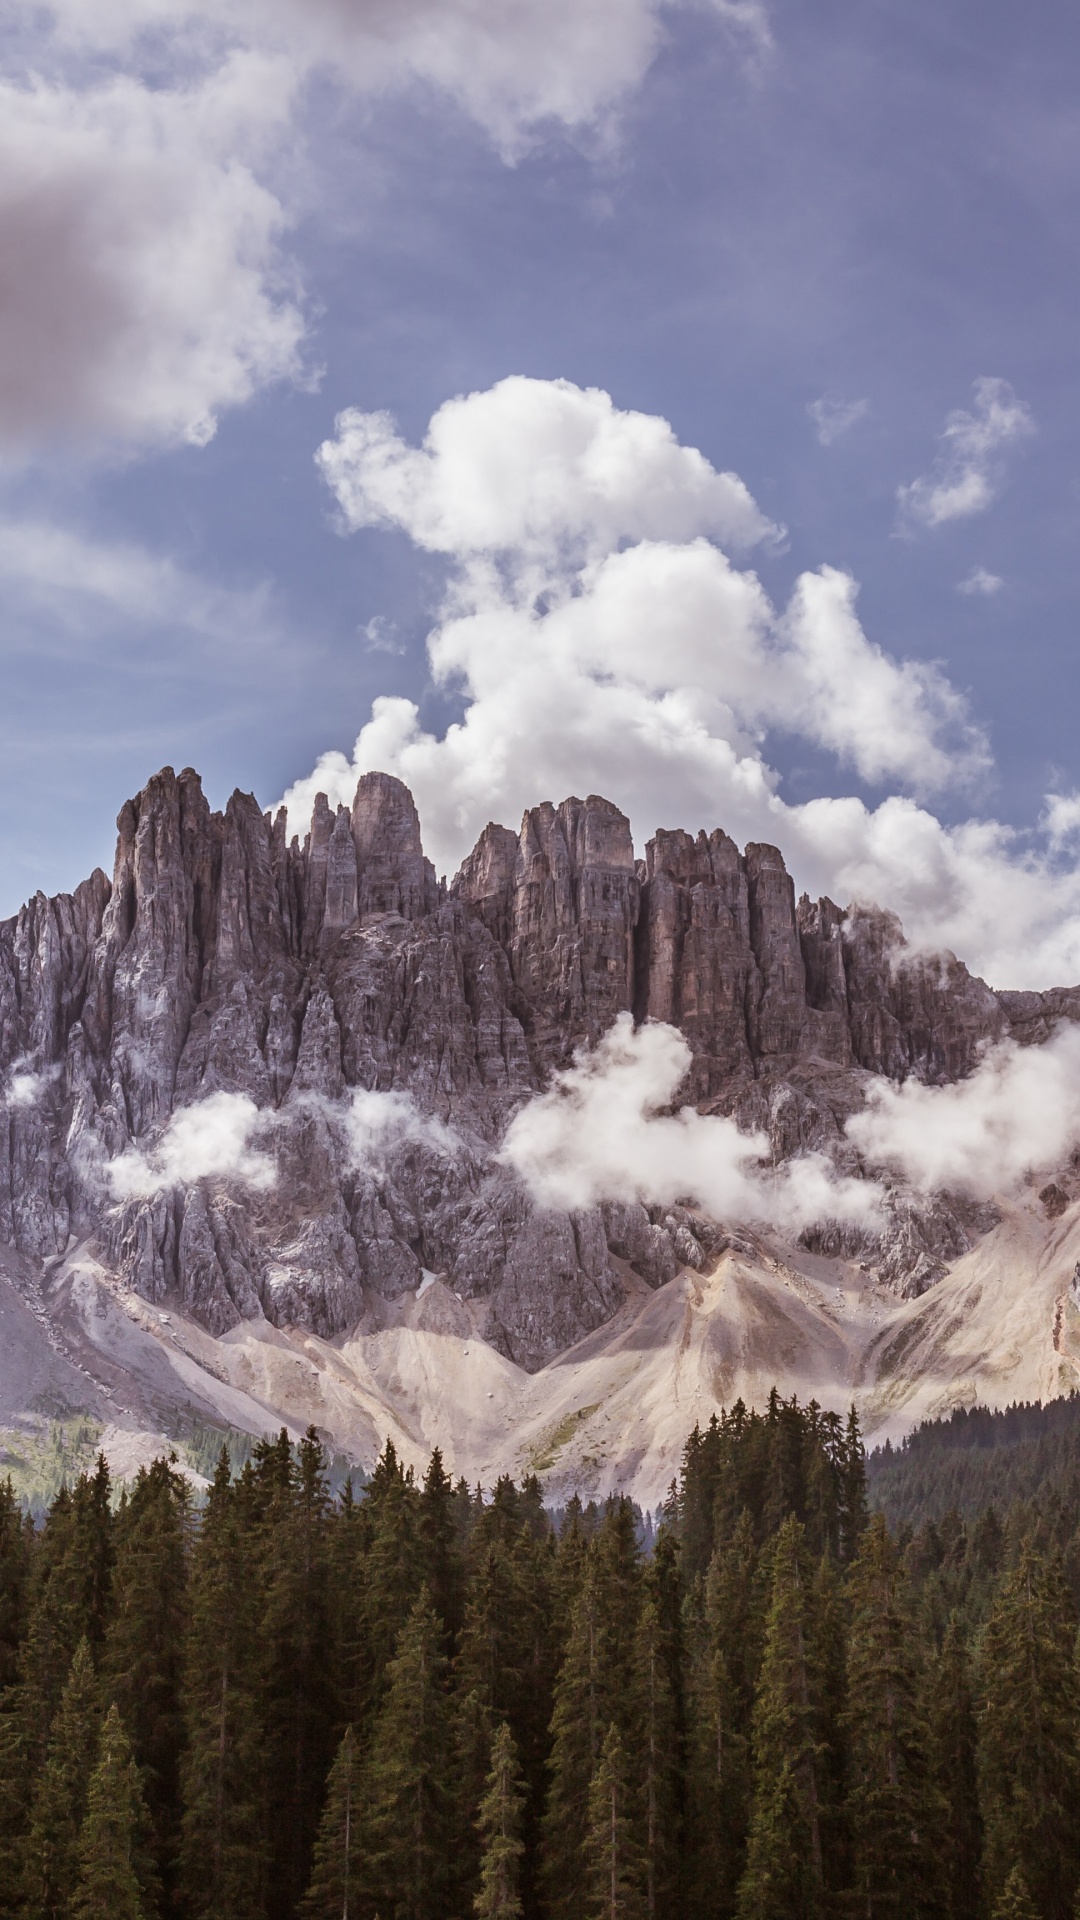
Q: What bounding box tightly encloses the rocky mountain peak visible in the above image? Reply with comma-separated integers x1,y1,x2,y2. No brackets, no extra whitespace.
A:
0,763,1071,1381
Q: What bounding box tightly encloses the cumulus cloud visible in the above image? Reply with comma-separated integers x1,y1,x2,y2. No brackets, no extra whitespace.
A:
499,1013,880,1232
0,55,304,452
957,566,1003,597
343,1088,459,1167
275,377,1080,990
109,1091,277,1198
897,377,1034,531
807,394,868,446
3,0,763,450
847,1026,1080,1202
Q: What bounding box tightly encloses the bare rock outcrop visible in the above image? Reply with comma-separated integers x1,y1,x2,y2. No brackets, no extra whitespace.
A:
0,763,1067,1365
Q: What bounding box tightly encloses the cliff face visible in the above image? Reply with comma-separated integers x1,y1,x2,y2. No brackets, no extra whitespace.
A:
0,766,1046,1370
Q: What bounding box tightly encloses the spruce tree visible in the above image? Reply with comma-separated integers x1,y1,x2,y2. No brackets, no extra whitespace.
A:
684,1512,759,1920
927,1617,980,1920
736,1518,825,1920
542,1559,607,1920
258,1428,338,1920
584,1721,644,1920
71,1704,147,1920
300,1724,363,1920
178,1452,266,1920
991,1865,1039,1920
978,1544,1080,1920
842,1515,941,1919
631,1594,679,1920
21,1636,101,1920
365,1586,451,1920
103,1456,190,1913
474,1721,526,1920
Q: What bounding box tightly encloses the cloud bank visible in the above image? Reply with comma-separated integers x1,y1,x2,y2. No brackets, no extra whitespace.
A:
499,1013,880,1232
848,1026,1080,1203
3,0,758,452
279,373,1080,990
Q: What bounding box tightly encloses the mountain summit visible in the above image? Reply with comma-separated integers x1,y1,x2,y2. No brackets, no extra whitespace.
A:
2,766,1079,1501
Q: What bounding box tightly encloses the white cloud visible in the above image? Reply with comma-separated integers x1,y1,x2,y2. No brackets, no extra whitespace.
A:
317,377,782,566
109,1091,277,1198
957,566,1003,597
281,379,1080,992
807,394,868,446
2,0,765,450
897,377,1034,530
2,1063,60,1109
343,1088,459,1167
1044,793,1080,852
499,1013,880,1231
0,56,304,452
40,0,770,161
847,1026,1080,1201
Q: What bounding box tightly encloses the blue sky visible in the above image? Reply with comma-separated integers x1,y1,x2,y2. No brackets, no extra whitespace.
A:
2,0,1080,986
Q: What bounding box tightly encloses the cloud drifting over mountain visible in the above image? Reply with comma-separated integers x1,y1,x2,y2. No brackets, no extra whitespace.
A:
278,373,1080,990
499,1013,879,1231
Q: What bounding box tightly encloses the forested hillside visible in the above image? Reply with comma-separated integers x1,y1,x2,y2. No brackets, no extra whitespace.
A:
1,1393,1077,1920
869,1392,1080,1532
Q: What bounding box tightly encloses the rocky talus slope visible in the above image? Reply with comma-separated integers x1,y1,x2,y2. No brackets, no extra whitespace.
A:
2,766,1079,1499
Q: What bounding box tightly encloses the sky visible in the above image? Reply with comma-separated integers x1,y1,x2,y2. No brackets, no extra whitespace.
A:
2,0,1080,990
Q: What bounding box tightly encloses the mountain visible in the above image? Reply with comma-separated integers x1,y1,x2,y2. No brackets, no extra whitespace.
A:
3,763,1080,1505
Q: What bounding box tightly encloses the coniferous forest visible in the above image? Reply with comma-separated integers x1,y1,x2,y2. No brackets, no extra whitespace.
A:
1,1394,1079,1920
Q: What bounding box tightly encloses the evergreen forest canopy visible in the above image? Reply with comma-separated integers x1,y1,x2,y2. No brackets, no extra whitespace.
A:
0,1393,1078,1920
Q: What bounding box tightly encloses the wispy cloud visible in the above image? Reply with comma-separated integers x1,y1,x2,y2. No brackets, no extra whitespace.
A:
808,394,868,446
897,377,1033,531
957,566,1003,596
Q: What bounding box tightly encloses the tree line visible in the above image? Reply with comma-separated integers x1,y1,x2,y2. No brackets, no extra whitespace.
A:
0,1390,1077,1920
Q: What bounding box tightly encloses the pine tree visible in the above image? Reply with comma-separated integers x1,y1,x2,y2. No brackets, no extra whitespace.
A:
71,1704,147,1920
978,1544,1080,1920
257,1428,338,1920
474,1721,526,1920
300,1724,363,1920
631,1593,679,1920
736,1518,825,1920
365,1587,451,1920
991,1865,1040,1920
542,1560,608,1920
177,1452,266,1920
14,1458,114,1774
842,1515,941,1919
103,1456,190,1912
927,1617,981,1920
684,1512,759,1920
21,1636,101,1920
584,1722,644,1920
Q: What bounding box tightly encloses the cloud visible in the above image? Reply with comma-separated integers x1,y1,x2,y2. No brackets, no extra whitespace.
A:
1,1063,60,1110
2,0,765,450
499,1013,880,1232
957,566,1003,597
317,376,782,565
808,394,868,446
281,379,1080,994
0,55,304,452
40,0,770,161
343,1088,459,1167
897,377,1034,530
1044,793,1080,852
0,516,275,648
847,1026,1080,1201
108,1091,277,1198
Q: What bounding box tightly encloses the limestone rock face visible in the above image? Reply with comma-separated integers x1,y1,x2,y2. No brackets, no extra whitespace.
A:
0,764,1069,1367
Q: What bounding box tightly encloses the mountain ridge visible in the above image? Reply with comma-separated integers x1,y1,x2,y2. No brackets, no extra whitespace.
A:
2,763,1079,1497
